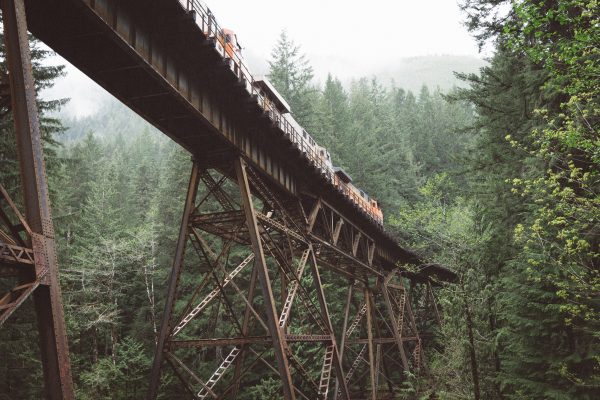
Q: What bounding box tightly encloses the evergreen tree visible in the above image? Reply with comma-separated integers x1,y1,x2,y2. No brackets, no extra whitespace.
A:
268,30,317,129
0,34,65,194
451,0,600,398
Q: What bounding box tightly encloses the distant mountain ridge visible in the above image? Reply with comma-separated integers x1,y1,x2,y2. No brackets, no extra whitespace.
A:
369,55,487,92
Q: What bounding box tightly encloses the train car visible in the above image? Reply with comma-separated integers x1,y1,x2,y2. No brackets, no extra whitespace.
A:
334,168,384,223
253,78,321,160
253,78,291,114
316,145,333,174
218,31,385,226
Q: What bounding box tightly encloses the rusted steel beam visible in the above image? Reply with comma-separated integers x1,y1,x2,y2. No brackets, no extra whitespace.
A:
346,337,419,345
308,247,350,399
0,184,32,246
333,279,354,400
165,352,219,399
307,199,321,233
234,157,296,400
309,233,383,278
428,281,443,326
352,232,362,257
364,288,377,400
147,163,200,400
231,258,260,398
0,281,40,326
170,336,270,348
1,0,74,398
0,242,35,265
333,218,344,245
381,283,410,371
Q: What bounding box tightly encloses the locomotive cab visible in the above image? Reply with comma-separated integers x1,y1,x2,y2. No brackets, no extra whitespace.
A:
222,29,242,59
371,199,384,224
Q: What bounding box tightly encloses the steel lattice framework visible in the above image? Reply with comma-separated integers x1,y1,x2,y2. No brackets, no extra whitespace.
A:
0,0,454,398
147,158,437,399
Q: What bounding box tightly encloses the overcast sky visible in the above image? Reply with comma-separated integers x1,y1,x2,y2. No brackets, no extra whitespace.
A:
42,0,481,117
210,0,480,74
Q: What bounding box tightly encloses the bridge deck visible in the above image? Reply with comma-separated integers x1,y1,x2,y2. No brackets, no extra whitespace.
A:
24,0,420,270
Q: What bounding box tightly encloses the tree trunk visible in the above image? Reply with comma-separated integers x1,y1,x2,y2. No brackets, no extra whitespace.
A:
463,291,481,400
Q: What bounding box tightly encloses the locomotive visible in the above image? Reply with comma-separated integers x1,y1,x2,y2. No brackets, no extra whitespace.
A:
184,0,384,226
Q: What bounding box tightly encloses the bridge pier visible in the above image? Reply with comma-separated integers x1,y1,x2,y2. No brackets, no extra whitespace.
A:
147,155,431,399
147,157,351,399
0,0,74,398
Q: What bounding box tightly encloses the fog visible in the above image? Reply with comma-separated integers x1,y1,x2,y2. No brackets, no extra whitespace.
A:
41,0,482,117
208,0,480,76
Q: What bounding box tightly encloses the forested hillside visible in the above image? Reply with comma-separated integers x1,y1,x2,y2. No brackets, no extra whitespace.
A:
1,0,598,399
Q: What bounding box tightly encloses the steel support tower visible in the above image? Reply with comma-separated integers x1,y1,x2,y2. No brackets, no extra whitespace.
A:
146,156,431,399
0,0,74,398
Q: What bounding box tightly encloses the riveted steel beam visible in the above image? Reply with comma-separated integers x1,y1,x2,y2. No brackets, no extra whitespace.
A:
1,0,74,398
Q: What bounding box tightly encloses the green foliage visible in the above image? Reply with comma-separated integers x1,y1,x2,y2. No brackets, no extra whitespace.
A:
441,0,600,398
78,337,150,399
239,377,284,400
0,33,66,195
268,30,317,128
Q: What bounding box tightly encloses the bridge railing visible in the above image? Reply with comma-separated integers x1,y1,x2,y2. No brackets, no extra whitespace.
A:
177,0,382,226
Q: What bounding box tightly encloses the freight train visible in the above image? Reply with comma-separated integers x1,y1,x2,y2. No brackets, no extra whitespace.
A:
182,0,384,226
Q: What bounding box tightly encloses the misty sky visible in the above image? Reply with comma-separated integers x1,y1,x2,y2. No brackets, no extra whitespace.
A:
41,0,482,117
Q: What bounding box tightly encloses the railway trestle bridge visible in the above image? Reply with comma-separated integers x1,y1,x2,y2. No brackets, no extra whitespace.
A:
0,0,455,398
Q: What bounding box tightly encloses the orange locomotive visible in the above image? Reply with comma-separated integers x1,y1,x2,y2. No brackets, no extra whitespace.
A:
221,29,242,60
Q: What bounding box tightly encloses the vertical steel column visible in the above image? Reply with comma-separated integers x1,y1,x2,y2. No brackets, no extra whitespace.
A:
234,157,296,400
1,0,74,398
364,288,377,400
381,282,410,371
333,281,354,399
307,247,350,399
428,281,442,326
147,163,200,400
231,263,260,398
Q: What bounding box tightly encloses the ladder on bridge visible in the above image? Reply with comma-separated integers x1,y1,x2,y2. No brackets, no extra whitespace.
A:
172,253,255,336
345,303,367,338
337,344,368,399
319,345,335,398
197,347,241,399
279,248,311,328
396,291,407,334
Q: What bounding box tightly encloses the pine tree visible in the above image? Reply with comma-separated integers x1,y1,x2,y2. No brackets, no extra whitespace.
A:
0,34,66,194
268,30,317,128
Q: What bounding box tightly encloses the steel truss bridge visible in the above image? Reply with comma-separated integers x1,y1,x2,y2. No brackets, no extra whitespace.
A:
0,0,455,398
